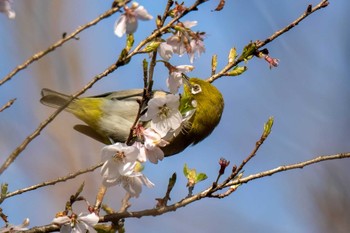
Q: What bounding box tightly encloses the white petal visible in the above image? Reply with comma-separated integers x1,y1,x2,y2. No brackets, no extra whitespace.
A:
114,15,127,37
166,76,181,94
101,160,121,180
133,142,147,162
168,112,182,130
138,174,155,188
78,213,99,227
119,161,136,176
7,10,15,19
140,97,165,121
165,94,180,109
183,20,198,28
72,223,86,233
176,65,195,73
103,177,120,187
158,42,173,61
125,16,138,34
52,216,70,225
60,225,72,233
134,5,153,20
145,146,164,164
152,121,170,137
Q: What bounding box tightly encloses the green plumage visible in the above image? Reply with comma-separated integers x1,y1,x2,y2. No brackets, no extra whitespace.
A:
40,78,224,156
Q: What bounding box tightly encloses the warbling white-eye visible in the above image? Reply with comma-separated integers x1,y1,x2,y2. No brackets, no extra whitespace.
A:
40,78,224,156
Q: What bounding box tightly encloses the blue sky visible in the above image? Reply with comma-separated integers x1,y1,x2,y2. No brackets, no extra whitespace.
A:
1,0,350,232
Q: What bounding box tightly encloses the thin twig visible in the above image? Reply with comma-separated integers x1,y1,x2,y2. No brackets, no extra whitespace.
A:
1,162,103,203
118,193,131,213
207,0,329,83
0,1,130,86
256,0,329,48
228,153,350,187
0,98,16,113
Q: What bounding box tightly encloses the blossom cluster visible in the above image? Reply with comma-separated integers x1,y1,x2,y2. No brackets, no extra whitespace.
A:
114,2,205,64
100,2,203,198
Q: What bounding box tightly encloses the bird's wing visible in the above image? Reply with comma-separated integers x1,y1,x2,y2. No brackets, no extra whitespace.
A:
73,124,111,145
92,89,144,100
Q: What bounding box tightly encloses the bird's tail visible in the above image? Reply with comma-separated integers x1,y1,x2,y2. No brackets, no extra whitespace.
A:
40,88,77,111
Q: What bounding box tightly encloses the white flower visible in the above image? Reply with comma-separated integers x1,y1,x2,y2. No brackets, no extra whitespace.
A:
53,213,99,233
167,65,194,94
166,35,187,57
100,143,139,186
166,21,198,56
139,144,164,164
107,172,154,198
135,128,168,164
189,37,205,63
0,218,29,233
143,128,169,148
167,72,183,94
158,42,174,61
114,2,153,37
140,94,182,137
0,0,15,19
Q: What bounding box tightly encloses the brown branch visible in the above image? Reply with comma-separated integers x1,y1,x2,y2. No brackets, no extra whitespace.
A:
256,0,329,48
1,162,103,203
207,0,329,83
101,152,350,222
24,224,59,233
0,1,131,87
0,98,16,113
229,152,350,187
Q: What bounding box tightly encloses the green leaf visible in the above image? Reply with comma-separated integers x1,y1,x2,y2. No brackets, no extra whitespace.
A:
183,163,190,177
168,173,177,190
1,183,8,199
211,54,218,75
195,173,208,183
143,41,161,53
228,47,237,63
126,34,134,52
183,164,208,187
263,116,274,138
238,42,257,61
226,66,247,76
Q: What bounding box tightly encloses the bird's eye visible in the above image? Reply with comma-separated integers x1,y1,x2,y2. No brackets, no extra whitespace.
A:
191,84,202,95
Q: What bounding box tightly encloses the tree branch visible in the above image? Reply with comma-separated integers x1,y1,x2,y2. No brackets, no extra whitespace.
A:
101,152,350,222
1,162,103,204
207,0,329,83
0,98,16,113
0,0,131,86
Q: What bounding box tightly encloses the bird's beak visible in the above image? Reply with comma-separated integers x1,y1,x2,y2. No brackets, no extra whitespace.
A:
181,73,192,88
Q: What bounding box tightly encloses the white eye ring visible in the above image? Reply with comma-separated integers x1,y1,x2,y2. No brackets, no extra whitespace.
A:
191,84,202,95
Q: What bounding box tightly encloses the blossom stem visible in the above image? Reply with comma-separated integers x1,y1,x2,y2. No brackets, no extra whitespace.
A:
94,184,108,213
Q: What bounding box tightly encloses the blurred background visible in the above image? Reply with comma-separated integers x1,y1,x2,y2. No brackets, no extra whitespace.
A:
1,0,350,232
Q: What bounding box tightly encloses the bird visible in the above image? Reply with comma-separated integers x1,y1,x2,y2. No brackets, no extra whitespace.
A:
40,78,224,156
